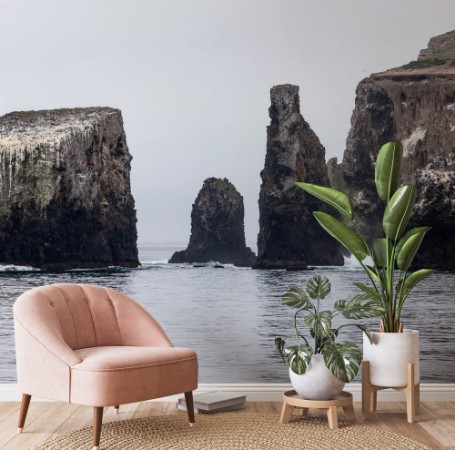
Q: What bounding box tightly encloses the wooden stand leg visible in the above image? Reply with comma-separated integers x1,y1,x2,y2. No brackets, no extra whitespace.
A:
93,407,103,450
372,390,377,412
362,361,373,416
300,407,309,417
415,383,420,414
17,394,32,433
343,403,356,421
406,363,417,424
184,391,195,427
362,361,419,423
280,402,294,424
327,406,338,430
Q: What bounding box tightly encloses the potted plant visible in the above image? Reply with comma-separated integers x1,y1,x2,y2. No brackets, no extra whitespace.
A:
295,141,435,387
275,274,384,400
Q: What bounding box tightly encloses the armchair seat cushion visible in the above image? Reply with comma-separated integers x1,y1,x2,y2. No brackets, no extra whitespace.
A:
73,346,197,371
70,346,198,406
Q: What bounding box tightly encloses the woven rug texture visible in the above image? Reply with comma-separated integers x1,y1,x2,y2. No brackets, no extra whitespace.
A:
32,412,435,449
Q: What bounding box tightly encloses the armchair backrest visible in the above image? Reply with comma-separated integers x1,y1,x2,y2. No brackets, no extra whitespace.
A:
13,283,172,352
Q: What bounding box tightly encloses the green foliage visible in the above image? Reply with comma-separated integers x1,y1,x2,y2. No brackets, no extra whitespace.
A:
296,141,435,332
313,212,368,261
400,46,455,69
295,182,353,219
275,275,384,382
281,287,312,309
322,343,361,383
306,274,331,299
375,141,403,202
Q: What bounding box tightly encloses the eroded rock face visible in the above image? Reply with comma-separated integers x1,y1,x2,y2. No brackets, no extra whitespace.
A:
169,177,255,267
339,31,455,270
0,107,139,269
254,84,344,269
418,30,455,60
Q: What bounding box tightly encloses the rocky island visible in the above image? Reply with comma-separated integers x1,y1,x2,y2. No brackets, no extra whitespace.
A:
331,30,455,270
254,84,344,269
169,177,255,267
0,107,139,269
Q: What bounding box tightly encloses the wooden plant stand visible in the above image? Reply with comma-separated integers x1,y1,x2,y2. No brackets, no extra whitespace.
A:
280,390,356,430
362,360,420,424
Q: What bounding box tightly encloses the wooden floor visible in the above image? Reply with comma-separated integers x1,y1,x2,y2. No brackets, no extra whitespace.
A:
0,400,454,449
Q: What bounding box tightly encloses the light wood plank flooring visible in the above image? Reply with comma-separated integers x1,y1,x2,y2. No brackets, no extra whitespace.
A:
0,401,454,449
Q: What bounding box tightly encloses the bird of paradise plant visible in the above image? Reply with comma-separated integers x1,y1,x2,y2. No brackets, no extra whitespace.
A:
295,141,435,333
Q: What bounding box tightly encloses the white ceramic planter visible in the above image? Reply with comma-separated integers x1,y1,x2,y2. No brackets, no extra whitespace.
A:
363,329,420,387
289,354,345,400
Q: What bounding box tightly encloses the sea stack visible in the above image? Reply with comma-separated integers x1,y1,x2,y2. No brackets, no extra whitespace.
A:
169,177,255,267
0,107,139,269
254,84,344,269
338,30,455,270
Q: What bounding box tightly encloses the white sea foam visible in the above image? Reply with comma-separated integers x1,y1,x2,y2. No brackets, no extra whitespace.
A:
0,264,38,272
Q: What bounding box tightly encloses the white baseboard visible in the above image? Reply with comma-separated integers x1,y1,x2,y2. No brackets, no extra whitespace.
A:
2,383,455,402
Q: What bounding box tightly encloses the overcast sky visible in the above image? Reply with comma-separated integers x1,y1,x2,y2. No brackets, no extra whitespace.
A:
1,1,454,247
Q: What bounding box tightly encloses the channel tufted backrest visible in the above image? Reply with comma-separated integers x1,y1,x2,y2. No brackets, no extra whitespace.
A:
40,284,124,350
13,283,172,354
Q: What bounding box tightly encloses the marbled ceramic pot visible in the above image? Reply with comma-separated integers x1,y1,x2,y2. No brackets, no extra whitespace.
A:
289,354,345,400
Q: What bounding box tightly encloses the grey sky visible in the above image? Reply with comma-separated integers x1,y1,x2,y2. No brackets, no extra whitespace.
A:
1,0,454,246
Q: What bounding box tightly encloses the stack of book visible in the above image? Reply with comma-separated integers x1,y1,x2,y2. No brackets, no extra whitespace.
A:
177,391,246,414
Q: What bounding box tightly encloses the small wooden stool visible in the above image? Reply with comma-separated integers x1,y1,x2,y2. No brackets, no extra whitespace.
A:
362,361,420,424
280,390,356,430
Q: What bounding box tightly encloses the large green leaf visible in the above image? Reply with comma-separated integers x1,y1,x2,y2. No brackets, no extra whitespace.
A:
282,287,313,310
398,269,436,297
365,265,383,286
396,227,431,270
295,182,353,219
372,238,389,268
313,211,368,261
284,345,313,375
383,185,416,240
322,342,361,382
338,294,385,319
333,299,347,311
353,281,381,301
375,141,403,201
396,227,431,257
306,275,331,300
304,311,333,338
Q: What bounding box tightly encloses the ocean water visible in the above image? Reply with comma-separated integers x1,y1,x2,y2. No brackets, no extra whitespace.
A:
1,244,454,384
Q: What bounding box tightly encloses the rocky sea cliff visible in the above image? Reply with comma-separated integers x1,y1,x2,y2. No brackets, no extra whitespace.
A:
332,30,455,270
0,107,139,269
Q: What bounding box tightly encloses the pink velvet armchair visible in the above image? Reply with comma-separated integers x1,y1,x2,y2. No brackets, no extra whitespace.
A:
13,283,198,450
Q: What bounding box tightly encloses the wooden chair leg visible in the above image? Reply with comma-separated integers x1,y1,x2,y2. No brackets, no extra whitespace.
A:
93,407,104,450
184,391,195,427
17,394,32,433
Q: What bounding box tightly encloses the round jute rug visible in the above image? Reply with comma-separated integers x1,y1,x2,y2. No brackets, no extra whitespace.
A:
32,412,434,450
